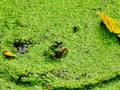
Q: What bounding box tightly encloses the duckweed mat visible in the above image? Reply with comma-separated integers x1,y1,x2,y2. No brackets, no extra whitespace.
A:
0,0,120,90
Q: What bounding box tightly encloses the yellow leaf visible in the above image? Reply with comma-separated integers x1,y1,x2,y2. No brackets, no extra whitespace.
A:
3,49,17,57
98,11,120,34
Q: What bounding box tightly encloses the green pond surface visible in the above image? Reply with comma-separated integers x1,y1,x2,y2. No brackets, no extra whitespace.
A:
0,0,120,90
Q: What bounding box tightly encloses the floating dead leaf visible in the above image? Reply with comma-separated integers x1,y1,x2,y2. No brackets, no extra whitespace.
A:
98,11,120,34
3,49,17,58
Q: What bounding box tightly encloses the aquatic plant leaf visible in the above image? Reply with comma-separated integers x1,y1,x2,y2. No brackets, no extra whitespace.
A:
3,49,17,57
98,11,120,34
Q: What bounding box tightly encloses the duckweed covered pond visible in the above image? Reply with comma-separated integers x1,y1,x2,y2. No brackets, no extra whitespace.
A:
0,0,120,90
